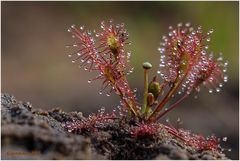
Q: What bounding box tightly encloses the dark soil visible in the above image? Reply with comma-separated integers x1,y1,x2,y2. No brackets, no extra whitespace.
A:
1,93,102,160
1,93,229,160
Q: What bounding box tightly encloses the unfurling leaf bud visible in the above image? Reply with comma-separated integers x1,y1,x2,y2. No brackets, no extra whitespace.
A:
148,76,161,100
142,62,152,70
147,93,155,106
107,33,121,60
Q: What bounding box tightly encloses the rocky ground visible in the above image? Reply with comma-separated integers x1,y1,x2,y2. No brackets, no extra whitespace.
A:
1,93,229,160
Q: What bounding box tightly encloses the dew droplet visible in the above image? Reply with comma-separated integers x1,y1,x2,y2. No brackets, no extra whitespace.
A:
68,54,72,57
87,80,92,84
99,90,103,95
129,67,134,73
189,27,194,32
71,24,75,28
222,137,228,142
87,31,92,35
209,29,214,34
68,129,72,132
197,26,202,30
228,149,232,152
98,106,105,114
224,76,228,82
106,93,111,97
209,89,213,93
133,88,137,92
185,22,190,27
177,22,183,27
216,88,220,92
177,117,181,122
71,60,76,63
217,56,223,61
166,118,169,123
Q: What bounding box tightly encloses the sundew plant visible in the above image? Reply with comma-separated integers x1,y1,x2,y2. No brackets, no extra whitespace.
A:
65,20,228,151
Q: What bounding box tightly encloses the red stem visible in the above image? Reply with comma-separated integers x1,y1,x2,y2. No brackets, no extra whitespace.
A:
153,93,188,120
114,83,140,117
147,74,188,122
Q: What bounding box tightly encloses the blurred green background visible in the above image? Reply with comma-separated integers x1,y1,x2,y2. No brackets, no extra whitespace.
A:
2,1,239,159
